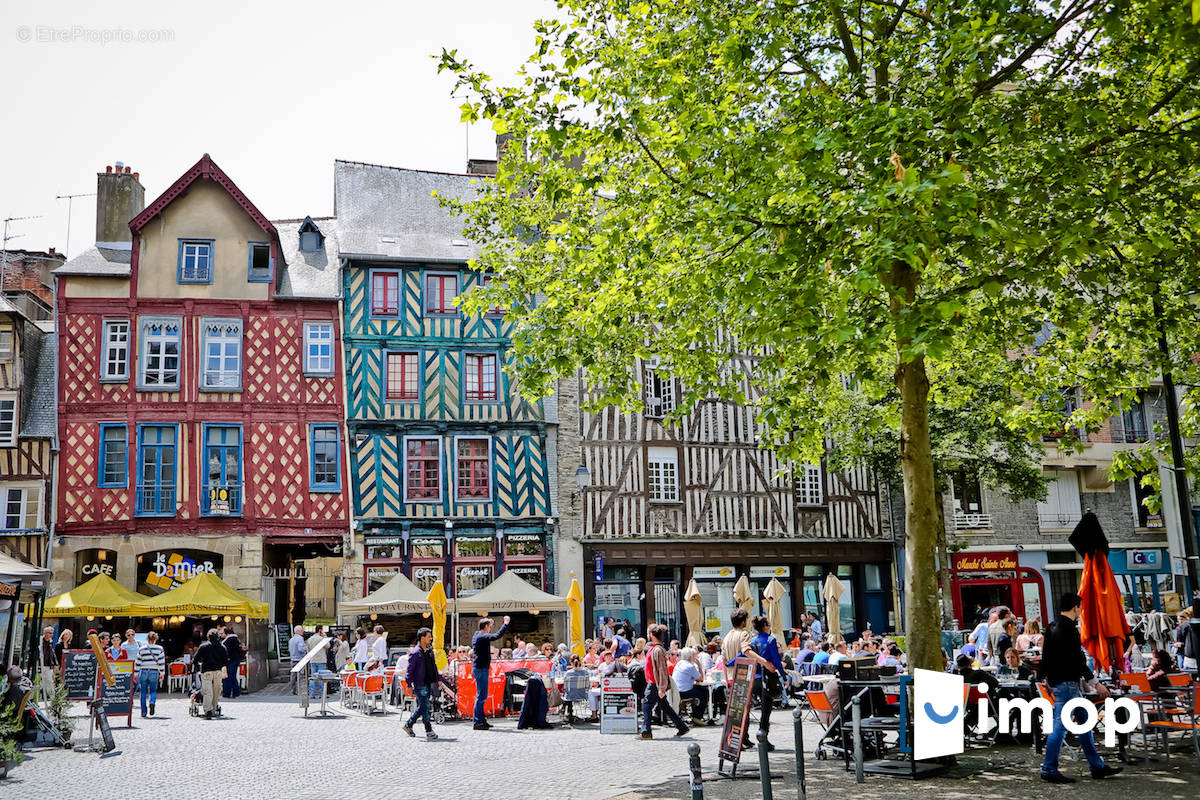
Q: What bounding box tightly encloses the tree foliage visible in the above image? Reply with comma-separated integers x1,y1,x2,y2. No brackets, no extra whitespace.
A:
440,0,1200,668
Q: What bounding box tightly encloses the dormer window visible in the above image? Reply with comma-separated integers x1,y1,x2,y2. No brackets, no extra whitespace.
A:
298,216,324,253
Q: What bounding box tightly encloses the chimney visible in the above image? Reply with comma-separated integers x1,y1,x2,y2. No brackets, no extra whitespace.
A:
466,158,497,176
95,162,145,246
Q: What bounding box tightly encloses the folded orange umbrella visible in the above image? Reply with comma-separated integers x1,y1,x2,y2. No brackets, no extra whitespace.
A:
1071,512,1130,673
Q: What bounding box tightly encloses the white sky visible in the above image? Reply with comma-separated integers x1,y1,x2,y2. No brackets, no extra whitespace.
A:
0,0,557,257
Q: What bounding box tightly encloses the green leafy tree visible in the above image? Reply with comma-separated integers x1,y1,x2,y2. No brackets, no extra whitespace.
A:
440,0,1200,669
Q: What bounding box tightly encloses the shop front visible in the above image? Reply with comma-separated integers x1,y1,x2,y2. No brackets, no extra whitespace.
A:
583,539,895,643
1109,547,1179,613
950,550,1047,629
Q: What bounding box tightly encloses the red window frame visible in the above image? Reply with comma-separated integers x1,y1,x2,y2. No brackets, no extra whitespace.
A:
405,438,440,500
371,272,399,316
480,275,505,317
425,273,459,315
386,352,419,401
464,353,498,402
456,438,490,500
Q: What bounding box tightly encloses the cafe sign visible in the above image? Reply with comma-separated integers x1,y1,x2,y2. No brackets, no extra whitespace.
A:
0,579,16,598
75,548,117,583
749,566,790,578
137,549,222,595
693,566,736,579
953,552,1018,572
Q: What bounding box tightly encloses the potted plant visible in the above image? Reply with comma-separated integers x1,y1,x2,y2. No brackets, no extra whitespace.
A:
0,705,24,779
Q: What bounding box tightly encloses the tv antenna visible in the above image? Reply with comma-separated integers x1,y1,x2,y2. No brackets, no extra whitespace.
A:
56,192,95,257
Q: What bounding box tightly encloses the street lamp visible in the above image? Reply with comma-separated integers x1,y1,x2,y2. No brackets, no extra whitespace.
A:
570,464,590,510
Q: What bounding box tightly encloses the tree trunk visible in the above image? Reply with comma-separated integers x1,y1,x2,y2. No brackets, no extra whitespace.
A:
896,352,942,672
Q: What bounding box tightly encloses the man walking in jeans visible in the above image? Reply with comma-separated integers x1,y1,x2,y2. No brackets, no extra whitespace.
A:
637,623,689,740
470,614,510,730
402,627,440,740
1040,592,1123,783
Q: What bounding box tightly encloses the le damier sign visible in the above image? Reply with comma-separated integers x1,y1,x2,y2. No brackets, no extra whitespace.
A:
953,552,1018,572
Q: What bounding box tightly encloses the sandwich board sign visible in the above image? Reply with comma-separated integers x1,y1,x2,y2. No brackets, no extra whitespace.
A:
600,676,637,734
717,657,757,775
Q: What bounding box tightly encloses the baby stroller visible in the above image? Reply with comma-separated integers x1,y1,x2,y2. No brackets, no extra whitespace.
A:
431,679,459,725
188,671,221,718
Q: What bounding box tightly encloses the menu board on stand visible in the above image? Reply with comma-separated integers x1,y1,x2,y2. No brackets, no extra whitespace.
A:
99,660,135,728
599,676,637,734
276,623,292,663
717,657,757,776
62,649,100,701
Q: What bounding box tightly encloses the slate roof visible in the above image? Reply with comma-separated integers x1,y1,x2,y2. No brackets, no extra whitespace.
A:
272,216,340,300
20,326,55,439
52,245,132,277
333,160,481,263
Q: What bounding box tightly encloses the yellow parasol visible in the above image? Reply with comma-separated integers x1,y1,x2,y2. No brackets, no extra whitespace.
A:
683,579,705,647
822,574,846,644
733,574,756,616
567,578,585,658
763,578,787,637
43,573,150,617
427,581,449,671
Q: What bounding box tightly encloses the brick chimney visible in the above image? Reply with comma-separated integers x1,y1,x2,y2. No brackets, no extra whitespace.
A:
95,162,145,246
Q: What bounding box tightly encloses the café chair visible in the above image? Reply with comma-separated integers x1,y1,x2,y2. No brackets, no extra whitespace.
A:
361,674,386,715
238,663,247,691
1167,674,1192,688
561,671,591,726
804,689,845,760
1145,685,1200,761
167,662,189,693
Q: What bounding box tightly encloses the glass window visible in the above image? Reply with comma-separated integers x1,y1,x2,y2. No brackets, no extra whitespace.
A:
178,240,212,283
201,319,242,390
836,565,856,635
0,331,11,361
647,447,679,502
864,564,883,592
303,323,334,376
99,424,127,487
454,538,494,559
509,565,543,589
0,396,16,447
464,353,498,402
425,273,459,315
299,231,320,253
697,580,736,636
3,488,24,529
456,438,490,500
138,317,182,391
412,565,444,593
202,425,242,516
365,545,399,560
504,535,542,557
310,425,340,491
405,438,440,501
797,464,823,506
102,320,129,381
367,566,399,594
594,583,642,638
644,369,676,417
411,538,445,559
456,565,493,596
479,274,505,317
371,272,400,316
247,242,272,282
137,425,177,516
386,352,419,401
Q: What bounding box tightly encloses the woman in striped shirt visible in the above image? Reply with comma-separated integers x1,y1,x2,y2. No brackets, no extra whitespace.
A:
135,631,166,718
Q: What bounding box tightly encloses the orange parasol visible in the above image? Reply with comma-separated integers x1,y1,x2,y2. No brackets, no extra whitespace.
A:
1071,513,1131,673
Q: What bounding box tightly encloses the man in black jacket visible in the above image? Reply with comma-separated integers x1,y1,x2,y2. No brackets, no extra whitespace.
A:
470,614,510,730
193,629,228,719
1039,593,1122,784
221,626,244,699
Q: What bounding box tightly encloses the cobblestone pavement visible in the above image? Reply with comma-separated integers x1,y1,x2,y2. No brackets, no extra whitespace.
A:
6,691,1200,800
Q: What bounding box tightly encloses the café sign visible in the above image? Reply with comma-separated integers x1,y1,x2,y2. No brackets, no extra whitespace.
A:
953,552,1018,572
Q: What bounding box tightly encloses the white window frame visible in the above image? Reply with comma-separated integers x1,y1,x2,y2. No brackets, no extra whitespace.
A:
304,322,334,376
137,316,183,391
200,318,243,391
644,369,677,417
0,393,16,448
101,319,129,381
0,483,40,531
0,329,13,362
647,446,680,502
797,463,823,506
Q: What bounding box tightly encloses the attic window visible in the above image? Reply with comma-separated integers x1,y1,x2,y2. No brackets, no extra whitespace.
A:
247,243,272,282
300,232,320,252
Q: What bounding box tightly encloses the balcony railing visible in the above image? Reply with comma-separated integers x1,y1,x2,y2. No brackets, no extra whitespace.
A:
136,485,176,516
1121,427,1149,443
1038,512,1079,530
203,484,242,516
953,512,992,530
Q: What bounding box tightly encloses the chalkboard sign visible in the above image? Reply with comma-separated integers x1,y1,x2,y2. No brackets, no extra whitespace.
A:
276,623,292,663
717,657,757,767
89,698,115,753
63,649,99,701
99,660,134,727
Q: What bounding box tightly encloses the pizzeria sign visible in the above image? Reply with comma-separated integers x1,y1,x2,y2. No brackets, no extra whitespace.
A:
953,552,1018,572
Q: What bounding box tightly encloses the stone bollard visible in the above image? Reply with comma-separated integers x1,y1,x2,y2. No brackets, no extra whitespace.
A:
793,705,806,800
757,730,774,799
687,743,703,800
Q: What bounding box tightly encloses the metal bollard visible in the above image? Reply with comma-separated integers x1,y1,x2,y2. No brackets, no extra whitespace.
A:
757,730,774,800
687,743,703,800
852,694,864,784
793,706,806,800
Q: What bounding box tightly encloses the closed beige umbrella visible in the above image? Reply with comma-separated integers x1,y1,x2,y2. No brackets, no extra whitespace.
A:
733,574,756,616
763,578,787,637
683,579,705,647
822,574,846,644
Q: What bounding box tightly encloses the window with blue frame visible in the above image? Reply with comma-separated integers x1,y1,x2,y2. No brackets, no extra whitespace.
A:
202,425,242,516
309,425,340,492
247,242,272,282
201,318,243,390
136,426,176,516
304,322,334,375
178,239,213,283
98,424,127,488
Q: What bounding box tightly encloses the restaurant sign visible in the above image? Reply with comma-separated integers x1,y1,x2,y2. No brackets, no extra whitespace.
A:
75,548,117,583
0,579,15,598
749,566,790,578
693,566,736,579
953,552,1018,572
137,549,223,595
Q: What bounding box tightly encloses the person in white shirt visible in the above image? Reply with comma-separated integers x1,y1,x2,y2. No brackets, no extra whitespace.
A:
673,648,709,723
827,641,849,665
353,628,370,669
367,624,388,669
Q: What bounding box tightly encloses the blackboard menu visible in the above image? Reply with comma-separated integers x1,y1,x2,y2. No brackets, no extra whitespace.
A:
717,657,757,765
276,623,292,663
100,660,134,726
89,699,115,753
62,649,99,701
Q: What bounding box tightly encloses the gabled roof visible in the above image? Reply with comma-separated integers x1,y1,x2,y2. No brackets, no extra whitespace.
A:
297,216,324,236
128,153,283,256
53,245,132,277
334,159,481,262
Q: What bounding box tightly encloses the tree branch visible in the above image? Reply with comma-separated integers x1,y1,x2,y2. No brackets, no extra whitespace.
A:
973,0,1098,97
630,132,765,227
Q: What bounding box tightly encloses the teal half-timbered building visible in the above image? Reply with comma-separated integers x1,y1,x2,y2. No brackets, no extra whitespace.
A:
335,160,557,613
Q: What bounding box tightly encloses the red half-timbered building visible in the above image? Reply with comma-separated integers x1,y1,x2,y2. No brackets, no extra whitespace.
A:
52,157,347,662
